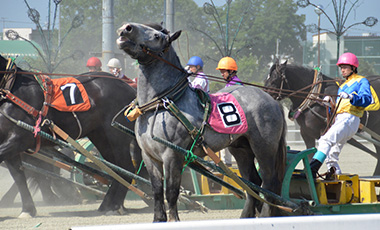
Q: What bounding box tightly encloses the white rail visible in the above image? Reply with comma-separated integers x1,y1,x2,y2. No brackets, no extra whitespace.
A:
71,213,380,230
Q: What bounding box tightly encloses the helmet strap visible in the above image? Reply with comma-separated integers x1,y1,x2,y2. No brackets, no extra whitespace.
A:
226,70,236,81
195,66,202,74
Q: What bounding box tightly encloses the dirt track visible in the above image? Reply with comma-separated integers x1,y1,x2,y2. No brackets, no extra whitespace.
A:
0,142,377,229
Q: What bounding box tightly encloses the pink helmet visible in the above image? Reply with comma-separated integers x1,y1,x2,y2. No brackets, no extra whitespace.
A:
336,52,359,68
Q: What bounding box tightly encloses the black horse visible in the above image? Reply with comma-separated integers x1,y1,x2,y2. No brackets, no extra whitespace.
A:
0,55,145,218
265,60,380,174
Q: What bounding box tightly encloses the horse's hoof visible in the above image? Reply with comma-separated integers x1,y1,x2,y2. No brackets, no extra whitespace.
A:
103,206,127,216
18,212,35,219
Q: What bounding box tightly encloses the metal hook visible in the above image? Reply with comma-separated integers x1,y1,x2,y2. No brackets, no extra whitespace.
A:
162,97,172,110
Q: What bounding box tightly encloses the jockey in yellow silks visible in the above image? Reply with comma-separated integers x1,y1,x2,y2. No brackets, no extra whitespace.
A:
310,52,372,178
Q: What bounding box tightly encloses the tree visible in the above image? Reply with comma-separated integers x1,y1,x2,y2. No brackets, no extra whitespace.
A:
359,58,379,76
7,0,84,74
57,0,206,74
56,0,307,86
188,0,306,88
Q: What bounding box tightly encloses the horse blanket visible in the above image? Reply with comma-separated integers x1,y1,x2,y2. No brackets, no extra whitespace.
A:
51,77,91,112
208,92,248,134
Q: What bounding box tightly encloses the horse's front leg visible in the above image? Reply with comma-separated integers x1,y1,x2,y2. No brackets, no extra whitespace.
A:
5,155,37,218
144,156,166,222
164,157,182,222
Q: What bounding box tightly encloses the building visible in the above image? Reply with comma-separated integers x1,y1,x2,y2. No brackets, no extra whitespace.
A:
305,32,380,76
344,34,380,74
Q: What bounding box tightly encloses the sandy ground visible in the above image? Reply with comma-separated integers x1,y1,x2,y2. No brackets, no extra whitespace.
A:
0,142,377,229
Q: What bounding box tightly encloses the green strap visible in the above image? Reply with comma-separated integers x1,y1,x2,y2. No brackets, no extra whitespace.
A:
182,128,201,173
136,160,144,175
166,100,199,138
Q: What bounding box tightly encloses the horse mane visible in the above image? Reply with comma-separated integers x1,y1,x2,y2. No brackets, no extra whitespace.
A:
286,64,334,81
0,55,8,71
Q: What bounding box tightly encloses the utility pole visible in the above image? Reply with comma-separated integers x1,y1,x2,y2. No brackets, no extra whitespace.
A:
102,0,115,65
276,39,280,59
165,0,175,32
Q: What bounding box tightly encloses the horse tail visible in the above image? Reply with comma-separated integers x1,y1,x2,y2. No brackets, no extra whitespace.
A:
275,105,287,184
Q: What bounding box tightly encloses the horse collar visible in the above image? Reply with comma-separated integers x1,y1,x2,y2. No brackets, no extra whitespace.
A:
136,75,189,113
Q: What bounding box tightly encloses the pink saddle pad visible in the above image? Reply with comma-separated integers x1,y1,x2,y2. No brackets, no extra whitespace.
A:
208,92,248,134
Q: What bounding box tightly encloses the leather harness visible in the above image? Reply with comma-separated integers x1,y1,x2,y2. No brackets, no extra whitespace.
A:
0,58,54,154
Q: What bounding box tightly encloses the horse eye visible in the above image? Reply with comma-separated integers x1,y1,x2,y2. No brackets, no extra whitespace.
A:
154,34,160,40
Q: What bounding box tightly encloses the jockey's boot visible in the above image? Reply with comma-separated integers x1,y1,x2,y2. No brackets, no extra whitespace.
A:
309,159,322,179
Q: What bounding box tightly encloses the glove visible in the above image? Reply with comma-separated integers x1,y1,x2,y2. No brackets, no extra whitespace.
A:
322,96,332,106
184,66,192,74
339,92,353,100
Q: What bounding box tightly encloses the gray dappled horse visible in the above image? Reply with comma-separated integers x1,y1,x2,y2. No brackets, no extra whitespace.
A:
0,55,146,218
265,60,380,174
116,22,287,221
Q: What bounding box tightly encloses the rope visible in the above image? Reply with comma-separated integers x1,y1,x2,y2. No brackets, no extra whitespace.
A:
136,160,144,175
0,68,342,107
181,129,202,174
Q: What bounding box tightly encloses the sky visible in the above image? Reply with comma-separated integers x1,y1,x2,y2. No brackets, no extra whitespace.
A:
1,0,380,41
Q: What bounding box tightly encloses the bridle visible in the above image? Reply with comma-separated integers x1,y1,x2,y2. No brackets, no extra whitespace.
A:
127,41,190,115
272,65,290,101
140,44,182,72
272,65,327,121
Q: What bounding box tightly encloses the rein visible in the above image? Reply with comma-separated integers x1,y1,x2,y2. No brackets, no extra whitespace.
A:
291,69,323,119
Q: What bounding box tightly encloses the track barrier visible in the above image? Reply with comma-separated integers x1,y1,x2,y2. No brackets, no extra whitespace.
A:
71,213,380,230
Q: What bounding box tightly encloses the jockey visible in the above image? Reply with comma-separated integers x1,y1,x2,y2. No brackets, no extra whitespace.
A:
310,52,372,178
107,58,137,89
216,57,243,87
86,57,102,72
186,56,209,92
216,56,243,167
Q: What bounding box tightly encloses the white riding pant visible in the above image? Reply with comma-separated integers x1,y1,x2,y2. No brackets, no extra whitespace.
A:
318,113,360,174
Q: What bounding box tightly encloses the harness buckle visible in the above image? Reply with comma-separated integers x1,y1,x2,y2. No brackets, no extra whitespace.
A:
162,97,172,110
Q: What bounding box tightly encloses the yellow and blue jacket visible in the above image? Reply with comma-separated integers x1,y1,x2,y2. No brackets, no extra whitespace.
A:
337,73,372,118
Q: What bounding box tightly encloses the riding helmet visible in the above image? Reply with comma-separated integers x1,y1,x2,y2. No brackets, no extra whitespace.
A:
86,57,102,67
107,58,122,69
187,56,204,68
216,57,238,71
336,52,359,68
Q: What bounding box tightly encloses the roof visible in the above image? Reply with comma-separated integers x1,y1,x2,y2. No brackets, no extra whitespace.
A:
0,40,43,58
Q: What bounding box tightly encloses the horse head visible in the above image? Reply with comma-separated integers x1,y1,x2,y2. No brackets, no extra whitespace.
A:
265,59,288,100
117,22,182,65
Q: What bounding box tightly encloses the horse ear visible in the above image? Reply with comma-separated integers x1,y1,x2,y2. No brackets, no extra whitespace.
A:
168,30,182,43
282,60,288,66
